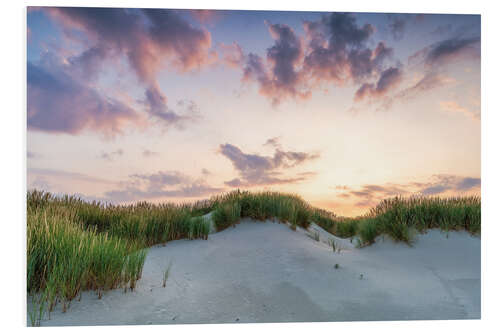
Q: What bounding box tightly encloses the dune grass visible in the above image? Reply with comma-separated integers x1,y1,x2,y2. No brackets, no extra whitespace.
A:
27,189,480,323
353,196,481,246
27,190,211,324
210,191,316,231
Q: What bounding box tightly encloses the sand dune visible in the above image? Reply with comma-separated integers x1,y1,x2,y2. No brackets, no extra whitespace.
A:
35,218,480,326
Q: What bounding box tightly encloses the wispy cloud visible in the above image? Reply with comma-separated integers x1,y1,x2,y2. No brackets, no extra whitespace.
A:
440,100,480,120
336,174,481,207
99,149,124,161
103,170,223,202
142,149,159,157
28,168,119,186
425,37,480,66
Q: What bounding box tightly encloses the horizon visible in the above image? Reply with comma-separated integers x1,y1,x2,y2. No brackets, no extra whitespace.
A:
27,7,481,217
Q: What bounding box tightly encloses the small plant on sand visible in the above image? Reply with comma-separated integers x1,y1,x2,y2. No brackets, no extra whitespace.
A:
28,293,46,327
334,264,339,269
308,231,320,241
329,239,337,252
162,262,172,288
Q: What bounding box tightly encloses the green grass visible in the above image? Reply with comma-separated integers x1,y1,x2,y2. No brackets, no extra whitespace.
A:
27,189,480,322
27,190,211,322
353,196,481,246
210,191,316,230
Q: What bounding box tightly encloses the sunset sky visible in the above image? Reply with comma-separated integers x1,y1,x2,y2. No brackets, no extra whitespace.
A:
27,7,481,216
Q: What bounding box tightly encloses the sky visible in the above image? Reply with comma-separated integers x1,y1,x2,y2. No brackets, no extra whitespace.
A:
27,7,481,216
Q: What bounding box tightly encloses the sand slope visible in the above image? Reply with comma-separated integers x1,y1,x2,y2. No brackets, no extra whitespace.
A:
35,218,480,326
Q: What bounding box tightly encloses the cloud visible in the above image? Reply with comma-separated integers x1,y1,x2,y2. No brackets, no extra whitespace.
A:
28,168,118,186
40,7,215,127
240,22,310,106
264,22,307,105
219,142,319,187
363,33,480,112
419,175,481,195
103,170,223,202
27,61,143,136
338,174,481,207
303,13,392,84
354,67,403,101
103,183,222,202
142,149,159,157
201,168,211,176
372,71,456,111
235,13,396,106
130,171,190,191
425,37,480,66
456,177,481,191
143,85,200,128
440,100,480,120
263,136,281,148
99,149,124,161
28,167,223,203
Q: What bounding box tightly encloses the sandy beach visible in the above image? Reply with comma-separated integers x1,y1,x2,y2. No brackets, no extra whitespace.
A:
32,218,480,326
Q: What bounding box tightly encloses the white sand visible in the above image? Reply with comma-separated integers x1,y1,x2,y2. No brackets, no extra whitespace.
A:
32,218,480,326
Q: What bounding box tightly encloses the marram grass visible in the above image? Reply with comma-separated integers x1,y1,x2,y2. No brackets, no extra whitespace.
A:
27,189,480,324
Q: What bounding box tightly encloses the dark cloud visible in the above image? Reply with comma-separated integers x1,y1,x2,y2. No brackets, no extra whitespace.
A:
425,37,480,66
456,177,481,191
303,13,391,84
241,22,310,106
41,7,214,127
265,23,306,104
420,175,481,195
27,61,142,136
219,143,319,187
99,149,124,161
354,67,403,101
236,13,396,106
